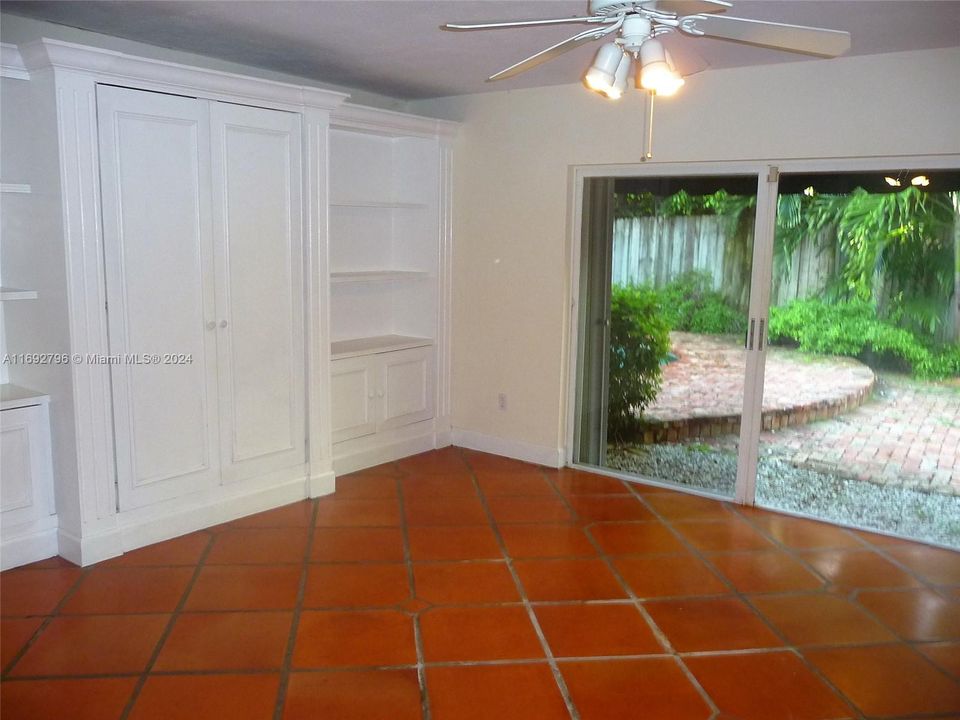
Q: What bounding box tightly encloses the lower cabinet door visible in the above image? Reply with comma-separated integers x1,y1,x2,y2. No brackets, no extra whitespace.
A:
0,404,55,527
331,356,378,443
378,347,434,432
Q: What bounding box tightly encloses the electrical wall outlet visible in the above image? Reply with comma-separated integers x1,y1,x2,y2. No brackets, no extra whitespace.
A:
498,393,507,411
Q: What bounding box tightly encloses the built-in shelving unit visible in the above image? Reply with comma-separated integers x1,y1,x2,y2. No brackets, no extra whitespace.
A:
330,334,433,361
330,200,427,210
330,270,430,284
326,105,456,473
327,119,441,349
1,383,50,411
0,287,38,301
0,183,32,194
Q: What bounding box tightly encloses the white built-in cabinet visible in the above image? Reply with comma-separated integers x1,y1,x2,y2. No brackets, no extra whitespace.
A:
98,85,305,510
331,345,435,443
327,111,454,472
3,38,455,566
1,386,57,569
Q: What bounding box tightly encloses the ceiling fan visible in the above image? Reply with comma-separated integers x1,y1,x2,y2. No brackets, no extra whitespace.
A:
443,0,851,99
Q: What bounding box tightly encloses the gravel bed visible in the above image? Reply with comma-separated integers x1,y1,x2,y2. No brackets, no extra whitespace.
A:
608,444,960,549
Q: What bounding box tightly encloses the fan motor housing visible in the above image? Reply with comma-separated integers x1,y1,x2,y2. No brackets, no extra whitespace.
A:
589,0,641,17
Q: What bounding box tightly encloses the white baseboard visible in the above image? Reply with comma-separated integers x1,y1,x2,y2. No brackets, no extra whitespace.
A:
333,434,438,475
451,428,564,468
1,525,60,570
57,525,123,567
309,470,336,498
56,474,312,567
118,476,309,556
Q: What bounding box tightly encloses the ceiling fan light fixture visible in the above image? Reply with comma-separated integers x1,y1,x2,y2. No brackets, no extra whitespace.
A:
584,42,627,95
604,53,632,99
638,40,685,96
911,175,930,187
884,176,902,187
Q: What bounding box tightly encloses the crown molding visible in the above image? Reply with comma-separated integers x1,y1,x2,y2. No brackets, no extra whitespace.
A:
18,38,349,111
1,42,29,80
331,103,459,139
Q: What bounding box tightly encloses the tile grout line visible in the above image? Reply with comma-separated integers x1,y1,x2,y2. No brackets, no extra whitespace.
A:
464,451,582,720
1,562,96,679
541,470,723,719
729,502,945,594
272,497,321,720
117,530,218,720
394,460,434,720
728,504,960,688
632,494,868,720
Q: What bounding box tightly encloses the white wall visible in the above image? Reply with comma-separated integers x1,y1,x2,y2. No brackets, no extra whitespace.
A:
409,46,960,458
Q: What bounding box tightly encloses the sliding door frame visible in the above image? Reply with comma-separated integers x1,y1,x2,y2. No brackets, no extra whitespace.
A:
564,153,960,506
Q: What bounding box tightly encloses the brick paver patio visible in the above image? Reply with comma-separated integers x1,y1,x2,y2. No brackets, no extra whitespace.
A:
641,332,875,442
642,333,960,495
762,374,960,494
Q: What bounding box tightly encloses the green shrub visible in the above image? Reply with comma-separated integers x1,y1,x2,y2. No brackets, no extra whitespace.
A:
768,298,960,380
657,272,747,335
608,285,671,439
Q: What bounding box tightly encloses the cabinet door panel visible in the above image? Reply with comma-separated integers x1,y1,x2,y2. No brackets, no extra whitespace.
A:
1,405,55,527
331,357,377,443
379,348,434,431
98,86,220,510
1,412,34,523
210,103,304,483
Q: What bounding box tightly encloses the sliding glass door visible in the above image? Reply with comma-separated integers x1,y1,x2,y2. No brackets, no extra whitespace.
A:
574,172,763,500
757,170,960,547
572,163,959,547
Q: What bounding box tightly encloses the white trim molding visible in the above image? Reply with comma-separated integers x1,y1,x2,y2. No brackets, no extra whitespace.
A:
19,38,349,112
331,103,459,139
1,526,60,570
452,428,564,469
0,43,29,80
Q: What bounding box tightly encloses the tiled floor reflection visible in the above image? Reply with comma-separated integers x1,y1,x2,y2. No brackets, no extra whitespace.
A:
2,448,959,719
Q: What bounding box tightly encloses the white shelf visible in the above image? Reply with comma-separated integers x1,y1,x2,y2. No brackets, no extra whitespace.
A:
1,183,32,194
1,384,50,411
0,287,38,301
331,335,433,360
330,200,427,210
331,270,430,284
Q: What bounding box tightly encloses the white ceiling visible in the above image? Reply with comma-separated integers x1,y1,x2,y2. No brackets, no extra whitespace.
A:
4,1,960,99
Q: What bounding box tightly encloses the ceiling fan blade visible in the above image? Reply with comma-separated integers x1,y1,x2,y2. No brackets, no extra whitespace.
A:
679,14,851,57
640,0,730,16
444,17,603,31
660,34,711,77
488,25,616,81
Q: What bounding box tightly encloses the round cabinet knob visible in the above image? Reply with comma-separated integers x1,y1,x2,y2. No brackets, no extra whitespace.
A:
377,390,385,398
368,391,375,399
219,320,228,328
206,320,216,330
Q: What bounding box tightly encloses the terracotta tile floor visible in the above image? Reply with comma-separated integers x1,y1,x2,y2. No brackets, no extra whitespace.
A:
2,448,960,720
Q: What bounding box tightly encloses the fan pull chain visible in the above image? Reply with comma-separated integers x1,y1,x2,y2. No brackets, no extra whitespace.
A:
642,90,655,160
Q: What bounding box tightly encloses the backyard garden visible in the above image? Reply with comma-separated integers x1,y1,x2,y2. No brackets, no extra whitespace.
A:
604,182,960,546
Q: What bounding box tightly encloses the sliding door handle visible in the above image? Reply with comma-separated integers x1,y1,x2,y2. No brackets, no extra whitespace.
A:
757,318,766,351
746,318,756,351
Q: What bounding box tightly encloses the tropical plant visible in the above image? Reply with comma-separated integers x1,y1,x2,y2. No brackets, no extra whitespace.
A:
656,272,747,335
775,188,956,336
768,298,960,380
608,285,671,439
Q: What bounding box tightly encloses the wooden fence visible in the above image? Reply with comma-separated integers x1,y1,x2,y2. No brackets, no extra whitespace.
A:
612,216,837,307
612,216,955,341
